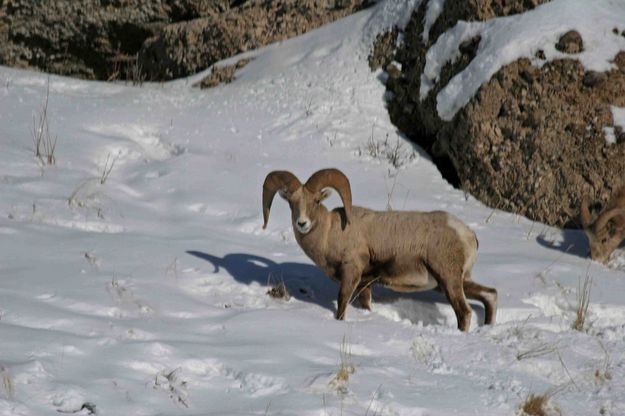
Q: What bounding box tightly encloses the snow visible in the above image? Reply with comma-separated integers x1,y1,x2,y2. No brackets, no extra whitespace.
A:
420,0,625,120
609,105,625,145
1,1,625,415
422,0,446,43
604,126,616,145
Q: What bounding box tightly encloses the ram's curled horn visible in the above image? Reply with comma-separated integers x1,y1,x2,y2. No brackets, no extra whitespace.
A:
262,170,301,229
595,207,625,233
305,168,353,225
580,196,593,228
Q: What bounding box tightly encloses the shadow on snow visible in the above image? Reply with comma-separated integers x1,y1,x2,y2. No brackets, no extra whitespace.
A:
535,228,589,259
186,251,491,328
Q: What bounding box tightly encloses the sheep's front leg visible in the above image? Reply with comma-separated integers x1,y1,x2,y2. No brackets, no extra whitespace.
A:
335,262,363,320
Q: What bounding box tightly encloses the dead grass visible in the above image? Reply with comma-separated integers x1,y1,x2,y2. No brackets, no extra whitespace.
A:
572,272,592,331
357,125,416,169
99,152,118,185
108,53,145,85
266,274,290,301
329,335,355,393
594,340,612,385
385,169,398,211
516,342,557,361
364,385,383,416
32,78,57,166
520,388,562,416
521,393,550,416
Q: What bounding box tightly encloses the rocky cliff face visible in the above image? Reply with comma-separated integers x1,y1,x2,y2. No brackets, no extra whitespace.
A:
139,0,371,80
0,0,368,81
382,0,625,227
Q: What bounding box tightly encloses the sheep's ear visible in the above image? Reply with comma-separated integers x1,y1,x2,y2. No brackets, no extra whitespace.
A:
318,188,332,202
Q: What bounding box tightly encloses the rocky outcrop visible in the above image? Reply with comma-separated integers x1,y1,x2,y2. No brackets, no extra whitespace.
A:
384,0,625,227
139,0,370,81
0,0,369,81
0,0,220,80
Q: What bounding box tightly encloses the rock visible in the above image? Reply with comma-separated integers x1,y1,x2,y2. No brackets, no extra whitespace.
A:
555,30,584,54
583,71,607,88
138,16,244,81
193,58,252,89
368,28,399,71
384,0,625,227
0,0,370,81
0,0,208,80
139,0,371,81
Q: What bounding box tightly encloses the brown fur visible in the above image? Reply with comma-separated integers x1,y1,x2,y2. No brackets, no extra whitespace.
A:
263,169,498,331
581,186,625,263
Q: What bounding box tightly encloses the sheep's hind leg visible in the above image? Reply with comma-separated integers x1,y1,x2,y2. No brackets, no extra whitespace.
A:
438,276,472,332
463,280,497,325
357,285,372,310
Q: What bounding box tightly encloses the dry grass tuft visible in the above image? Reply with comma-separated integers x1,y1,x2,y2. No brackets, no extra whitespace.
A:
572,272,592,331
521,393,551,416
357,124,416,169
32,78,57,167
594,340,613,385
266,274,290,301
520,387,564,416
330,335,355,392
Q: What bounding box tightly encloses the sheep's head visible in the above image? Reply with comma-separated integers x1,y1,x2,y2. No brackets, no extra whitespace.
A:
262,168,352,235
580,195,625,263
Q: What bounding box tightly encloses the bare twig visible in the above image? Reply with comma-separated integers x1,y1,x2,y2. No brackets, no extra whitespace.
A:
516,342,557,360
364,384,383,416
99,152,118,184
555,350,579,391
385,169,398,211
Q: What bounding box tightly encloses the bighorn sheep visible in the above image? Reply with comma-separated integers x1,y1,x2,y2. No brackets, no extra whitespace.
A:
262,168,497,331
580,186,625,263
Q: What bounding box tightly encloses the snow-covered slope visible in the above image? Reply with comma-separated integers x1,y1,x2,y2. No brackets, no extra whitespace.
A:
1,1,624,415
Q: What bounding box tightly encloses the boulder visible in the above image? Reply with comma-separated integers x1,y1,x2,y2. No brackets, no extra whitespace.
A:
0,0,369,81
138,0,371,81
385,0,625,227
0,0,207,80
